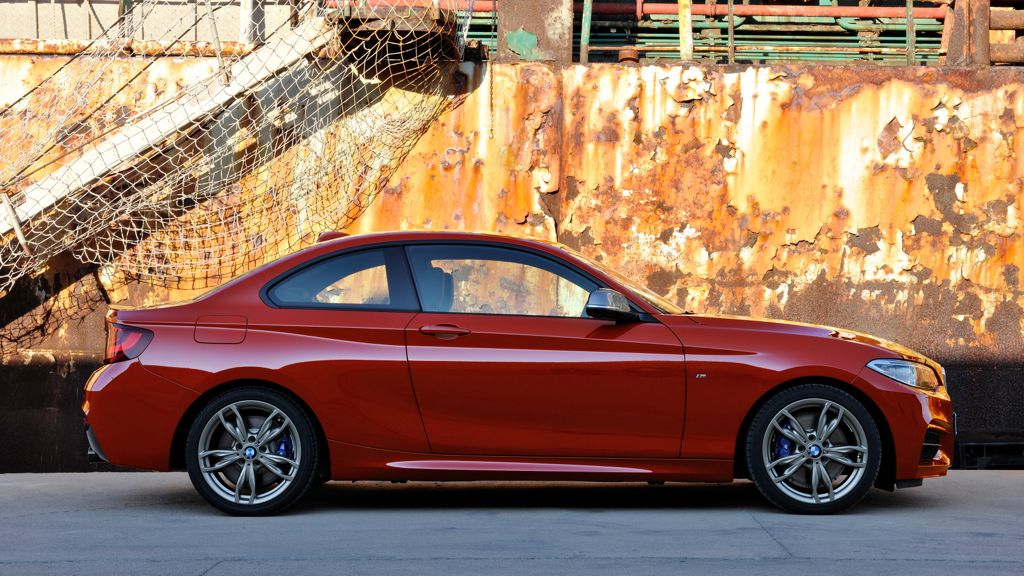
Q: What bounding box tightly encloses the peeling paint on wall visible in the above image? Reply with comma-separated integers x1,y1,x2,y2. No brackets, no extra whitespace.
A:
363,63,1024,365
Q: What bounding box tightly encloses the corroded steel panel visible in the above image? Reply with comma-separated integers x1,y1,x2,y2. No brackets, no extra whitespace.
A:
378,63,1024,365
497,0,573,62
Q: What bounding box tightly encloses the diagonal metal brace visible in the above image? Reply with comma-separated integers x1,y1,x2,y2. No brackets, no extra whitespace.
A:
1,193,32,256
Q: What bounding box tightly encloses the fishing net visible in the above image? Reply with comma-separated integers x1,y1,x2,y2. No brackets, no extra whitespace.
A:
0,0,474,295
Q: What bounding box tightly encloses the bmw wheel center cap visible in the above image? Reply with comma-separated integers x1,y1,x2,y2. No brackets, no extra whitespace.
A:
244,446,256,460
809,445,822,458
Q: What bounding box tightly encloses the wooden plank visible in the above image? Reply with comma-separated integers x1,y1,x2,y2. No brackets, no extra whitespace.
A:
1,17,333,237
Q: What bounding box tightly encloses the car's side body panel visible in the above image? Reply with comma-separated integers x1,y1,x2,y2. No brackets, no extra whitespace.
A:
135,309,430,453
405,312,686,457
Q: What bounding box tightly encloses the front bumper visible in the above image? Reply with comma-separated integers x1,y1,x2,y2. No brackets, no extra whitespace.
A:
853,368,954,481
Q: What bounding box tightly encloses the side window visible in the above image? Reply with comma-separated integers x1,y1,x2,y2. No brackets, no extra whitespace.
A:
267,248,417,310
406,244,599,317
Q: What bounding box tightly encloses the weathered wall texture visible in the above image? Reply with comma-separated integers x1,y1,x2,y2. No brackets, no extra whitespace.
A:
2,58,1024,470
359,63,1024,367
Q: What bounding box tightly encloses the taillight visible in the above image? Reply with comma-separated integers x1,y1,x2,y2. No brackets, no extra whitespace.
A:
104,323,153,364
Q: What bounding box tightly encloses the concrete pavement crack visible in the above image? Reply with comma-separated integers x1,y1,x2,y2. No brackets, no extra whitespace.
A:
749,511,794,558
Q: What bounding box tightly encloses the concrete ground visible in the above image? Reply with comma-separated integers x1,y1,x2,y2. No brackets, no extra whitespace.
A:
0,471,1021,575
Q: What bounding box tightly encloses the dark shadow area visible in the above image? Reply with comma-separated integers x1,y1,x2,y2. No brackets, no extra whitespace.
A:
269,479,944,515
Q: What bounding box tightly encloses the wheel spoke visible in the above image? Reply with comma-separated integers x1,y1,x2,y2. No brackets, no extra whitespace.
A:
821,406,846,441
771,455,807,484
200,450,240,473
810,459,820,503
825,449,867,468
768,452,804,469
771,419,806,445
815,401,833,438
246,461,257,503
261,452,298,469
218,410,243,444
778,410,809,443
828,444,867,454
199,449,237,459
234,461,250,504
257,418,291,447
229,404,248,439
817,460,835,502
260,457,295,482
255,409,281,444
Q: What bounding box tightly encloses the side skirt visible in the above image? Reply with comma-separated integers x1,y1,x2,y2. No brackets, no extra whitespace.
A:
327,440,734,483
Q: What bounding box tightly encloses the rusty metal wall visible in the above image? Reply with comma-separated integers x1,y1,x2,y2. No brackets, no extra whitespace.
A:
360,63,1024,367
2,56,1024,469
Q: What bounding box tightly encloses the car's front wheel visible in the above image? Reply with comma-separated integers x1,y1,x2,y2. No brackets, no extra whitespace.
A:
185,387,319,515
746,384,882,514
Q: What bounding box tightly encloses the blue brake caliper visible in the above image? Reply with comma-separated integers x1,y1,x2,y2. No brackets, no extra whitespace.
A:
772,422,794,460
276,433,294,459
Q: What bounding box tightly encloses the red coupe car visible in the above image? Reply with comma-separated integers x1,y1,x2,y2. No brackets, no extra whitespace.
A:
83,231,953,515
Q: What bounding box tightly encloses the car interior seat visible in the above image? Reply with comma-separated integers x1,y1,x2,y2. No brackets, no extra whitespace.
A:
420,265,454,312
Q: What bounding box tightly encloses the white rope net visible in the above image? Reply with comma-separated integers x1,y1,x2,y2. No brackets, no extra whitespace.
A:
0,0,474,295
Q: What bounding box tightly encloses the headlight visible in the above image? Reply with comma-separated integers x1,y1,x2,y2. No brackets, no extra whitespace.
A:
866,359,940,391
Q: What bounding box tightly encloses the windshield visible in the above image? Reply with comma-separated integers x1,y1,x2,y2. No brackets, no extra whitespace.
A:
562,248,686,315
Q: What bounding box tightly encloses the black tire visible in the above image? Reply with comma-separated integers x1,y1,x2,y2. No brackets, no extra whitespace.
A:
185,387,319,516
746,384,882,514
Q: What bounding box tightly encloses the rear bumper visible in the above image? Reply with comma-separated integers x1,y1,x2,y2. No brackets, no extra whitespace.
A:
85,424,108,463
83,360,198,471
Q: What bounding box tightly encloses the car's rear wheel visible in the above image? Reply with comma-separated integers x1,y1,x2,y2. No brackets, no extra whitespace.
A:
185,387,318,515
746,384,881,514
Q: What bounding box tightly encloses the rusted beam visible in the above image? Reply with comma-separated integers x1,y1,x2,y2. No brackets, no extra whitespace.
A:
971,0,991,66
678,0,692,61
906,0,916,65
585,45,943,55
0,38,255,57
944,0,970,65
990,9,1024,30
727,0,735,64
991,43,1024,63
468,2,948,19
645,3,947,19
581,0,593,63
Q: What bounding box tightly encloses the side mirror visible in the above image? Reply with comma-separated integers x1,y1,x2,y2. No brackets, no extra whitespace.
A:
585,288,639,323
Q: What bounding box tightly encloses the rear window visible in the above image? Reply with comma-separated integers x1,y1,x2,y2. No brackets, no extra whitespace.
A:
266,248,417,310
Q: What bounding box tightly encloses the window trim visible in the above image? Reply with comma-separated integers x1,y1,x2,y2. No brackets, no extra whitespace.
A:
260,246,420,312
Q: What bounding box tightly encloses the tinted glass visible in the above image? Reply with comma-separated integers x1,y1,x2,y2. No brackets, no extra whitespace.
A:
267,248,416,310
406,244,599,317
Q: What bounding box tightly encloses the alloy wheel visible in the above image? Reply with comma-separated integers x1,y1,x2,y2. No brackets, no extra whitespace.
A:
196,399,302,506
761,397,869,505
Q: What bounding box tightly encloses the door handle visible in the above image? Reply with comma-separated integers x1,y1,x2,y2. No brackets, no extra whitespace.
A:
419,324,472,339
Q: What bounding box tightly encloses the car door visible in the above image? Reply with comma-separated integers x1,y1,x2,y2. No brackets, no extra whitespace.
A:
259,246,429,452
403,242,686,458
